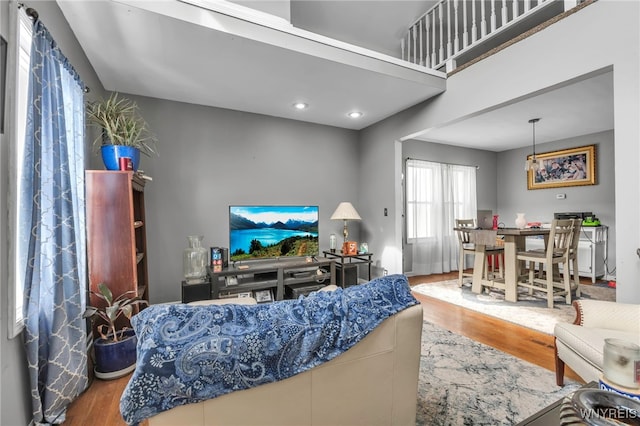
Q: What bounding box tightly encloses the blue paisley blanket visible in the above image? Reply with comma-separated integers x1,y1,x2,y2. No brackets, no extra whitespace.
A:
119,274,418,424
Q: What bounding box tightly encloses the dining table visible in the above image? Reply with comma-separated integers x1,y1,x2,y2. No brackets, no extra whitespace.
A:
462,227,551,302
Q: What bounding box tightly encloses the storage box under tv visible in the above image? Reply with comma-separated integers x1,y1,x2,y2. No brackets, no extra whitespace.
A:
285,282,328,298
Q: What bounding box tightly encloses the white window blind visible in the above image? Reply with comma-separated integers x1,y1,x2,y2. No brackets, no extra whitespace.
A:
7,6,33,338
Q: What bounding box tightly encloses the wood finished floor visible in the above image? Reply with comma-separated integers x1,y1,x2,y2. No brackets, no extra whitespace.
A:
63,271,584,425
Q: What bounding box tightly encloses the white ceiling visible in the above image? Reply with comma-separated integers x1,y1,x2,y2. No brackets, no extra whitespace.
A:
57,0,614,151
414,70,614,151
57,0,445,130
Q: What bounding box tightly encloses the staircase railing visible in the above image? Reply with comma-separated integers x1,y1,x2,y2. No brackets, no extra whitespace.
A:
401,0,580,72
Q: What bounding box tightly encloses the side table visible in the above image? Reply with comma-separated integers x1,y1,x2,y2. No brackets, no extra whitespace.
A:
322,250,373,287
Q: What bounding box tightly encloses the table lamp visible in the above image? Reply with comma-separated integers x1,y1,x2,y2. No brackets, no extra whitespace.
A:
330,202,362,245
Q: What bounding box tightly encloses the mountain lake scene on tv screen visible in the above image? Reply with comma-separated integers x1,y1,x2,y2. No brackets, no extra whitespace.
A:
229,206,319,261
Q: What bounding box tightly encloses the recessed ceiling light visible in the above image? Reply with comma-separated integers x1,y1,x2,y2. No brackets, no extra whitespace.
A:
293,102,308,110
347,111,363,119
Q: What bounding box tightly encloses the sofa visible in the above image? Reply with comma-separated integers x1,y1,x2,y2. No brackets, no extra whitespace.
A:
120,275,424,426
554,299,640,386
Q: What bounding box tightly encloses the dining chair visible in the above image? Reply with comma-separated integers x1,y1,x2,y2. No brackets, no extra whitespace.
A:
455,219,504,287
568,221,582,298
515,218,580,308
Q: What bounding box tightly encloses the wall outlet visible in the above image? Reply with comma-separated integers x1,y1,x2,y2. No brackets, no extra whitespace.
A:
556,193,566,199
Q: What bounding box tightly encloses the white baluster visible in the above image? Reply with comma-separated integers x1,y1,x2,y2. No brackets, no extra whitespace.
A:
412,25,417,64
481,0,487,38
432,10,437,67
502,0,508,26
472,0,478,43
438,4,444,65
406,33,411,63
401,38,405,61
462,0,468,48
419,18,424,66
524,0,531,13
491,0,497,32
425,14,431,68
512,0,519,18
446,0,452,59
453,0,460,53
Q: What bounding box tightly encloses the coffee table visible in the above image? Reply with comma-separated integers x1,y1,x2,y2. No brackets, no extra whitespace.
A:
516,382,597,425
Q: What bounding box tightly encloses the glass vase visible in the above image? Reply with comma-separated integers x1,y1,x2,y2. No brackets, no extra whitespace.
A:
515,213,527,229
603,338,640,389
183,235,208,282
329,234,337,252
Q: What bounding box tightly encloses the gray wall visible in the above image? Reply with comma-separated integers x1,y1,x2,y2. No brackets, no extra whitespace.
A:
229,0,291,22
401,140,499,273
497,130,616,273
130,96,361,303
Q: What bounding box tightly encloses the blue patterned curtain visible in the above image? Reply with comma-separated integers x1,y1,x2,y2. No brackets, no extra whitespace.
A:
21,18,88,425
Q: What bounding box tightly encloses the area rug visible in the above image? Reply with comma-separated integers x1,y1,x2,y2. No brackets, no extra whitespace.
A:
411,280,615,335
417,320,581,425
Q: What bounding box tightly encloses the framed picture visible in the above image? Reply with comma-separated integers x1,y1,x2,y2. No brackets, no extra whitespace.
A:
343,241,358,255
527,145,596,190
236,291,252,298
254,289,274,303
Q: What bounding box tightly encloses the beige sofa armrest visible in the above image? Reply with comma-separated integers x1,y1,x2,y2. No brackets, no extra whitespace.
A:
574,299,640,333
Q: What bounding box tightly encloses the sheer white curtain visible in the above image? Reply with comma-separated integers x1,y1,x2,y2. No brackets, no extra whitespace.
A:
405,159,477,275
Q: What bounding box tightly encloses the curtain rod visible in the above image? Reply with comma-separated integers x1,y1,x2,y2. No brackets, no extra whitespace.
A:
17,3,38,20
17,3,91,93
406,157,480,170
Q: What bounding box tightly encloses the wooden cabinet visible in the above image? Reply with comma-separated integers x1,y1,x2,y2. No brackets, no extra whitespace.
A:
86,171,149,311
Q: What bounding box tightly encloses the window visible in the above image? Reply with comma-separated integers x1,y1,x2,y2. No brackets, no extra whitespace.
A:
404,158,477,275
7,6,33,338
405,159,477,241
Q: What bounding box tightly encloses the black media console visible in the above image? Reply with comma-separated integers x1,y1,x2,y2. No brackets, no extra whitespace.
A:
201,257,336,303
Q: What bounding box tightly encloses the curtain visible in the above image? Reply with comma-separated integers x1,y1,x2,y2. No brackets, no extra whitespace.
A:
21,18,88,425
405,159,477,275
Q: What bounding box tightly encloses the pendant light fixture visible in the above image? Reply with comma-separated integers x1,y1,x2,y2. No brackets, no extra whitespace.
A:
525,118,541,171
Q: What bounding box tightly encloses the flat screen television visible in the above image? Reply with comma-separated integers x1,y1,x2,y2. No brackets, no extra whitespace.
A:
229,205,319,262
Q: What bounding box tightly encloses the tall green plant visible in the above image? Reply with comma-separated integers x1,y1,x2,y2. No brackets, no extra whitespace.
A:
83,283,148,342
86,92,158,157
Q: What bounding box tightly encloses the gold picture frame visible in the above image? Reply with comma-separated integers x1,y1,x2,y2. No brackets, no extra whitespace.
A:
527,145,596,190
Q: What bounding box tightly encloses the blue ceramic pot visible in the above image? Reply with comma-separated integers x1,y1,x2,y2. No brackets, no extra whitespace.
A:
94,329,137,376
100,145,141,171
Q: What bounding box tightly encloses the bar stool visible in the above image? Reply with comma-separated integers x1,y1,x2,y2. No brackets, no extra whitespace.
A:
455,219,504,287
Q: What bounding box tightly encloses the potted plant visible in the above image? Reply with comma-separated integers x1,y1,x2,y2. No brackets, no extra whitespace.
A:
86,92,158,171
84,283,148,380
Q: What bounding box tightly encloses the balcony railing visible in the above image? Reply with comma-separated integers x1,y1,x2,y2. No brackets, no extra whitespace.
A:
401,0,583,72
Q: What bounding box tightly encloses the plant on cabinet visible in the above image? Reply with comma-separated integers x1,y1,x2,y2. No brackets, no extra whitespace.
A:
83,283,147,379
86,92,158,171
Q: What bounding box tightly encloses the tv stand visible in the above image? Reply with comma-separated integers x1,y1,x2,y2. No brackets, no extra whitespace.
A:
207,257,336,302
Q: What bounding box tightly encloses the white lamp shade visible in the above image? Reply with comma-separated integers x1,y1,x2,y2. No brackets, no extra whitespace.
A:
330,202,362,221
